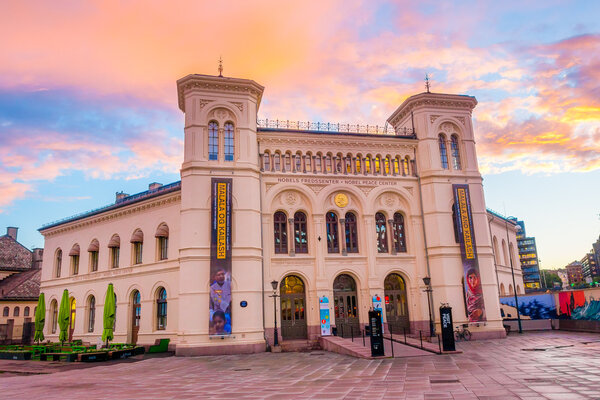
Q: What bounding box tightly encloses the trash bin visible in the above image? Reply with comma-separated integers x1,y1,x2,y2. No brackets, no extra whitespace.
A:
332,326,337,336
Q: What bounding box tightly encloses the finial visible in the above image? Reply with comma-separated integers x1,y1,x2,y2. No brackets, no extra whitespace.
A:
218,56,223,77
425,74,431,93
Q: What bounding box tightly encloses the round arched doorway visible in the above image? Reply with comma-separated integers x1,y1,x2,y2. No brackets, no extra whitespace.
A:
333,274,359,337
280,275,307,340
384,273,409,332
69,298,76,342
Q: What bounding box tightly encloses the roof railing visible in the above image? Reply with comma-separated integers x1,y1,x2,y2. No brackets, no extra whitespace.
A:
257,119,414,136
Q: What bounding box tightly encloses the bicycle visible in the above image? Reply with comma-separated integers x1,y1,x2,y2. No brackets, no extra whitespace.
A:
454,324,472,341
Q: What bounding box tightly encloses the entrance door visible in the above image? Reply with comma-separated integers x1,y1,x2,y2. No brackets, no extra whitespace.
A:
69,298,76,342
280,275,307,340
384,273,410,333
333,274,359,337
131,291,141,345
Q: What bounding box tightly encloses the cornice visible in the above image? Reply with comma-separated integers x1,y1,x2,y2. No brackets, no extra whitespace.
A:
176,74,265,112
41,193,181,238
387,93,477,128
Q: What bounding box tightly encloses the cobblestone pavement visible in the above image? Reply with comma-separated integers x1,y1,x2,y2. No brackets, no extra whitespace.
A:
1,331,600,399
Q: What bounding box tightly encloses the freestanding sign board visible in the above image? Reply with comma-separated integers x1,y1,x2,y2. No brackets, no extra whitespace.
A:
319,296,331,336
439,305,455,352
372,295,384,334
369,310,385,357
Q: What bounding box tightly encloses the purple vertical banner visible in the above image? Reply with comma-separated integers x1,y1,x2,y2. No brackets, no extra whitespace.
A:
209,178,233,335
452,184,487,322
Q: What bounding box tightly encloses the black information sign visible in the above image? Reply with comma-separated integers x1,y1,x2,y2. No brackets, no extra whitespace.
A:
439,306,455,352
369,310,385,357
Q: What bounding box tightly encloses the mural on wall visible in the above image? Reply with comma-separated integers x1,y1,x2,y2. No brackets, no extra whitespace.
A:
499,294,556,320
558,291,586,317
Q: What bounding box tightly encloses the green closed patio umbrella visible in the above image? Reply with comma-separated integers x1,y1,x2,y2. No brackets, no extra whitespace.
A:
58,289,70,345
34,292,46,343
102,283,116,347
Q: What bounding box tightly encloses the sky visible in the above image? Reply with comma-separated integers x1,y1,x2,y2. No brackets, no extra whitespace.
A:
0,0,598,270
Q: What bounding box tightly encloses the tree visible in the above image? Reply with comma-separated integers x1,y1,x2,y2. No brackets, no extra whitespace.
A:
541,271,562,289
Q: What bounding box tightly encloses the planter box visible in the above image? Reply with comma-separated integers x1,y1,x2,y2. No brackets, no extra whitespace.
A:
0,351,32,360
79,351,109,362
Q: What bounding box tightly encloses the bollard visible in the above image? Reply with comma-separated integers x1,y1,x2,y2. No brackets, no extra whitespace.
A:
351,325,354,342
341,324,344,338
438,334,442,354
362,329,365,346
419,330,423,349
390,332,395,358
403,327,407,344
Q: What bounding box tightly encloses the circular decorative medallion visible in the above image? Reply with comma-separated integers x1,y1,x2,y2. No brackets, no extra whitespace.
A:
334,193,349,208
284,192,298,206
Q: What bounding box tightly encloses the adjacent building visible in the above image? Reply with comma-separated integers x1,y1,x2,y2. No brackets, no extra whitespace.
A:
39,72,514,355
509,218,541,291
487,210,524,296
566,261,584,285
0,227,43,343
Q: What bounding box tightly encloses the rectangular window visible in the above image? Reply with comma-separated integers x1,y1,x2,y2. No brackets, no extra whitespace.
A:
110,247,120,268
133,242,143,264
90,251,98,272
158,237,168,260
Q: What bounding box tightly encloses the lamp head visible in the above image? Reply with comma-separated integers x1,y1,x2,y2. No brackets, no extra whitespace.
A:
422,277,431,286
271,280,278,291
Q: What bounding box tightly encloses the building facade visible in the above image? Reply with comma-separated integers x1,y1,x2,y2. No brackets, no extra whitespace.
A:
487,212,523,296
39,73,509,355
510,219,541,291
0,227,42,343
566,261,584,285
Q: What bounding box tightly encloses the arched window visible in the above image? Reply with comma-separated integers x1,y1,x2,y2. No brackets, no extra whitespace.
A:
284,153,291,172
88,239,99,272
69,244,80,275
326,212,339,253
451,135,461,170
439,134,449,169
315,154,322,173
493,237,500,264
131,229,144,265
273,211,288,254
374,156,381,174
55,249,62,278
132,290,141,329
335,153,343,173
393,157,400,175
224,122,234,161
365,155,372,174
157,288,167,330
403,157,410,176
502,239,508,266
294,212,308,254
325,154,332,173
108,234,120,268
88,296,96,332
509,284,514,295
355,155,362,174
295,153,302,172
345,212,359,253
69,298,76,333
13,307,19,317
263,152,271,171
274,152,281,171
2,307,8,317
24,306,30,317
500,283,505,295
155,223,169,260
208,121,219,160
305,153,312,172
384,157,390,175
346,154,353,174
392,213,407,253
375,212,388,253
50,300,58,333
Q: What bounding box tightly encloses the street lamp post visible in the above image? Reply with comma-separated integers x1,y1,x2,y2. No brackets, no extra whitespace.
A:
270,280,280,348
422,277,435,337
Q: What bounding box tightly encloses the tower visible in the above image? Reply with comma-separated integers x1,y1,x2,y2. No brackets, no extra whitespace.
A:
176,74,266,354
387,92,505,337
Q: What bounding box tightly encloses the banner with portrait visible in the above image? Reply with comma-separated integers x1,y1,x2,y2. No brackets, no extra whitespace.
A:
453,184,487,322
209,178,233,335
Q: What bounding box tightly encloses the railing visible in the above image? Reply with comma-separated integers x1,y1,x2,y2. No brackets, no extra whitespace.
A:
257,119,414,136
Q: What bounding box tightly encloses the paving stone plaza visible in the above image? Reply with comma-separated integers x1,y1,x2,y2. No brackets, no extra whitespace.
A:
1,331,599,399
